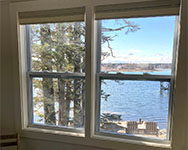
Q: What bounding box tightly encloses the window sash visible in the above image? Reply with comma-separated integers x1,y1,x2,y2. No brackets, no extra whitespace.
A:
97,73,172,81
27,73,86,130
94,16,179,142
28,72,85,79
95,129,171,144
95,76,173,143
25,20,86,133
29,122,85,134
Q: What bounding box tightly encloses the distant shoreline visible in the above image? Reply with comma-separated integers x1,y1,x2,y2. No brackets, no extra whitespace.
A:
101,63,171,73
101,68,171,73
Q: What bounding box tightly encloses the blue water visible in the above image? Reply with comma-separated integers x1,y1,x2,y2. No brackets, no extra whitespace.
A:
107,69,171,75
100,70,171,130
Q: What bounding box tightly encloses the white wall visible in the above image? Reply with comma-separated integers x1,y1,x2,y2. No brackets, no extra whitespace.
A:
0,1,16,135
0,0,187,150
20,137,112,150
171,0,187,149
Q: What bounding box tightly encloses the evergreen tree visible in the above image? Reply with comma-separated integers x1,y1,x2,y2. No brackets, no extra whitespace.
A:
31,19,139,127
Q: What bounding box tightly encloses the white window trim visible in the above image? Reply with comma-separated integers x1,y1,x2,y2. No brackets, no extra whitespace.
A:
94,16,180,144
22,24,86,134
11,0,186,150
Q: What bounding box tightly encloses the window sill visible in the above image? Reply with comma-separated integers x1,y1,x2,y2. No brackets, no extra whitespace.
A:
20,127,172,150
21,126,85,138
92,134,172,149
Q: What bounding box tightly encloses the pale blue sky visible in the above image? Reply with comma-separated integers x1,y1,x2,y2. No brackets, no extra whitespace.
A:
102,16,176,64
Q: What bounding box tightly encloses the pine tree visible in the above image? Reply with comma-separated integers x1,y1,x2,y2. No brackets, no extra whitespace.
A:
31,19,139,127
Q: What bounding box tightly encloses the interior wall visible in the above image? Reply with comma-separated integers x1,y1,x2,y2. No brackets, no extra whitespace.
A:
20,137,113,150
0,0,187,150
171,0,187,149
0,1,16,135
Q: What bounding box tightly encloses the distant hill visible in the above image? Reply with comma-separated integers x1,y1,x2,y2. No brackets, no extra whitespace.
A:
101,63,171,72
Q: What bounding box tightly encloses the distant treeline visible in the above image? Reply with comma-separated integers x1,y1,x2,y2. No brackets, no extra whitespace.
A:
101,63,171,71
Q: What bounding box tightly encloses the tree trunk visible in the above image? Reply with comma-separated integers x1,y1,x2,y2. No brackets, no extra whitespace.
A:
40,24,56,125
58,78,68,126
73,78,83,127
73,50,82,127
58,78,72,126
73,58,84,127
42,78,56,125
73,22,84,127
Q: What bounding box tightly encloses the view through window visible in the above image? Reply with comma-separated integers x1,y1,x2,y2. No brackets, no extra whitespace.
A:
24,22,86,129
97,16,176,139
22,15,177,140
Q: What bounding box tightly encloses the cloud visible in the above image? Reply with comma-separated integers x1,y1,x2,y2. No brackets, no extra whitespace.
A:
102,51,172,64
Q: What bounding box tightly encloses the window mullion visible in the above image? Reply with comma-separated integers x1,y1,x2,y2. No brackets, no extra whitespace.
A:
85,5,95,138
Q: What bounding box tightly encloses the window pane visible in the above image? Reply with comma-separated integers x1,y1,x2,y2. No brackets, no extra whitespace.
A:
99,16,176,75
100,80,170,139
32,77,85,129
30,22,85,73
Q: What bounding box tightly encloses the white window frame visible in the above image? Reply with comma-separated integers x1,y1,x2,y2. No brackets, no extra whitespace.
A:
94,16,179,144
14,0,186,149
24,24,86,134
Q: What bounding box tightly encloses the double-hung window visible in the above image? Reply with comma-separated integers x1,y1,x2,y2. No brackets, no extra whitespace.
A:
20,7,86,132
19,0,181,145
94,1,180,142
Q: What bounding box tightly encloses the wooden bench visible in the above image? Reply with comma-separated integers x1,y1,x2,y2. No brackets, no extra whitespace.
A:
0,134,20,150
